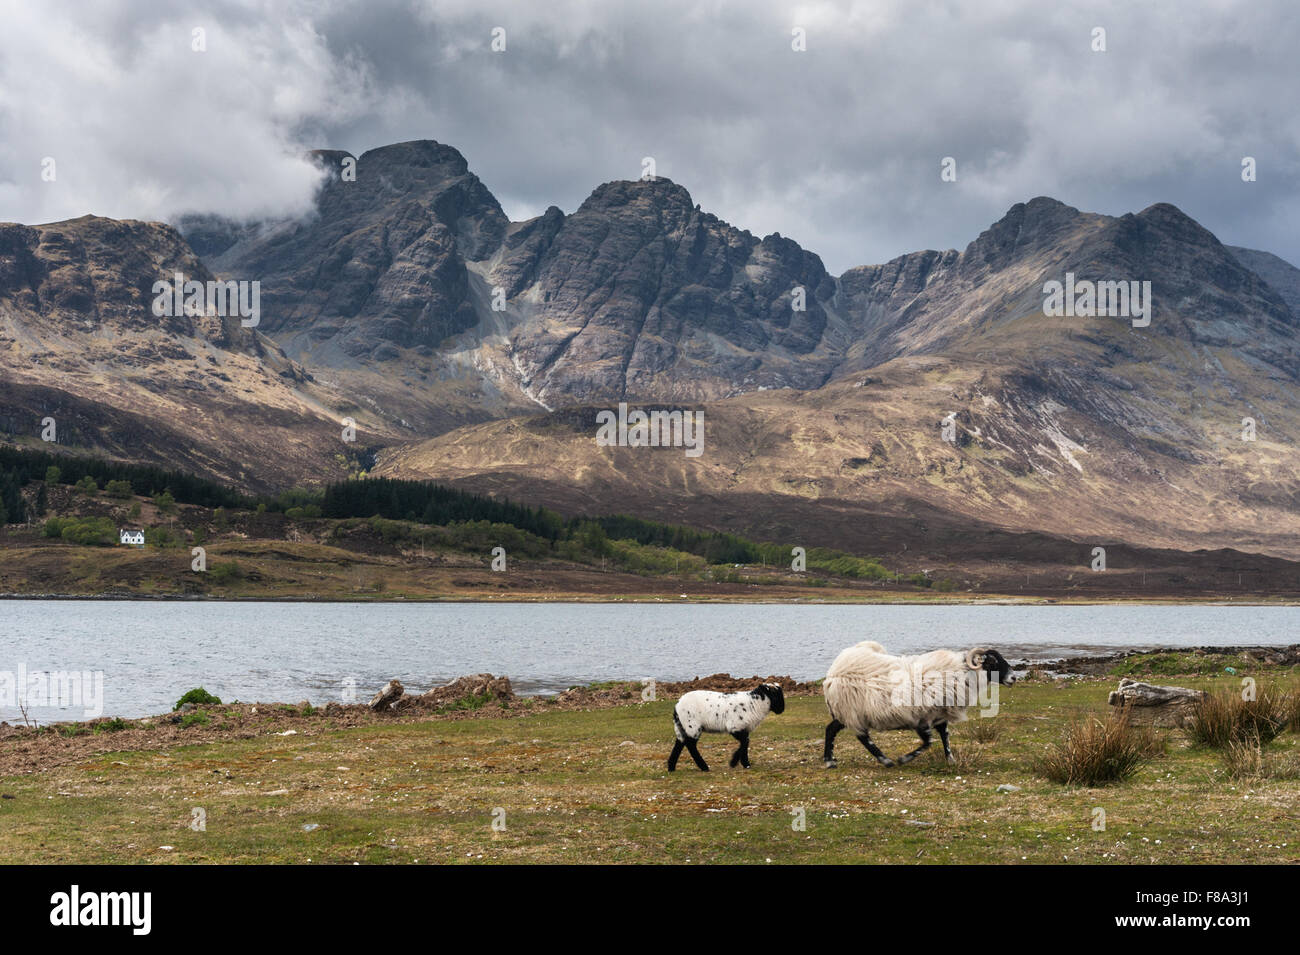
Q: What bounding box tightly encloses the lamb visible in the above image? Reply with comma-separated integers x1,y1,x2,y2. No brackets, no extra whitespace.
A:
821,641,1013,768
667,683,785,771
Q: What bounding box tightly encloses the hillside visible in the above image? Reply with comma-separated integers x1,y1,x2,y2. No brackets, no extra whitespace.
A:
375,196,1300,566
0,215,396,491
3,139,1298,581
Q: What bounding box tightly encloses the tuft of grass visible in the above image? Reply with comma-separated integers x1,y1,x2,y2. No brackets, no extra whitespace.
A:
964,719,1003,744
1035,713,1157,786
436,692,494,714
93,717,129,734
1187,686,1291,749
922,742,986,774
180,711,210,728
174,687,222,711
1223,735,1300,781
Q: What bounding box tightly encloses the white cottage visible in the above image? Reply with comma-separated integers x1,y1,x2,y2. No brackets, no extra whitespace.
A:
119,529,146,546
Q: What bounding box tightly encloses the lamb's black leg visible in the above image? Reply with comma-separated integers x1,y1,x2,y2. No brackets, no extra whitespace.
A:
729,730,750,769
667,739,684,771
857,730,895,767
936,721,954,763
684,736,709,771
896,725,933,765
823,719,844,768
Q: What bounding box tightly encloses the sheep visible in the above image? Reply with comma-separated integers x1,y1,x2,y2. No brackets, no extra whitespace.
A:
667,683,785,771
821,641,1013,768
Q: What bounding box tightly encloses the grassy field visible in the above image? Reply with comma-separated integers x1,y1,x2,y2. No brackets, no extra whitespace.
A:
2,670,1297,864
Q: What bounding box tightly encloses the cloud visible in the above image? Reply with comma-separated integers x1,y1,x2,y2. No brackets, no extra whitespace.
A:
0,0,376,226
1,0,1297,273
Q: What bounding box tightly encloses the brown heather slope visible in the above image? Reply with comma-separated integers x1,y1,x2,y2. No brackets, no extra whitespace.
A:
0,215,405,491
374,360,1300,565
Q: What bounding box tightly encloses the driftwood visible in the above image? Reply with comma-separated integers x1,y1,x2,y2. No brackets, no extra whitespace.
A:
368,679,405,711
1107,678,1205,727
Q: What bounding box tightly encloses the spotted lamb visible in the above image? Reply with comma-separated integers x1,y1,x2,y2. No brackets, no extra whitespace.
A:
667,683,786,771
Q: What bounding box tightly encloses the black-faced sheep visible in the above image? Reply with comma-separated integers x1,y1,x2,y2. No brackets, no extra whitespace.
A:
668,683,785,771
821,641,1013,768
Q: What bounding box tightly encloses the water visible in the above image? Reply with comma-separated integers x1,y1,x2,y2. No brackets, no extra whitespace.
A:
0,600,1294,721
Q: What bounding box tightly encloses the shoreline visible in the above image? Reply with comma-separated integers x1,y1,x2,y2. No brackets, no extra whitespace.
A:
5,645,1297,730
3,592,1299,606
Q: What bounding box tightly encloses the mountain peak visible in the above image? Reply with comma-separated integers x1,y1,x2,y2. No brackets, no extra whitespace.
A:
963,196,1086,270
580,177,696,214
1129,201,1221,247
356,139,471,173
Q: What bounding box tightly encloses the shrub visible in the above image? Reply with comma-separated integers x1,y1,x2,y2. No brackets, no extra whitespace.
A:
44,516,116,546
145,525,181,548
1036,713,1157,786
44,465,62,485
1188,686,1291,749
94,717,130,734
174,687,222,710
605,539,704,576
210,560,244,582
105,479,134,499
74,475,98,494
180,711,210,728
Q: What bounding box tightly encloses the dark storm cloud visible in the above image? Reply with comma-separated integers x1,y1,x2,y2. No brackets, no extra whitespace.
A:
2,0,1296,273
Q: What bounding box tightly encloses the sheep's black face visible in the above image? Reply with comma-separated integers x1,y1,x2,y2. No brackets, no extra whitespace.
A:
982,649,1014,686
756,683,786,714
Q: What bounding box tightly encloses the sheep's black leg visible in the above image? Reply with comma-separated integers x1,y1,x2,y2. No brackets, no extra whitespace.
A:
936,721,955,763
729,730,750,769
683,736,709,771
667,739,684,771
823,719,844,768
896,726,933,765
856,730,895,767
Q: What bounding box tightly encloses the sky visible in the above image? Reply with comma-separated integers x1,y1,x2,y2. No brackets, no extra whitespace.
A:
1,0,1297,275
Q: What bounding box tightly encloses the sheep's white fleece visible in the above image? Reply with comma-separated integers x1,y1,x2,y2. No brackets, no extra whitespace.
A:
822,640,974,733
673,690,773,739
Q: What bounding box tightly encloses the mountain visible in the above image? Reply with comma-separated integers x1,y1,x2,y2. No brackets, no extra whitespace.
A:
483,177,839,405
6,139,1300,578
372,194,1300,565
190,141,846,427
1228,245,1300,317
0,215,387,491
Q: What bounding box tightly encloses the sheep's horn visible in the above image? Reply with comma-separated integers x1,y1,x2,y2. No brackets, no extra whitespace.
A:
966,648,988,670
